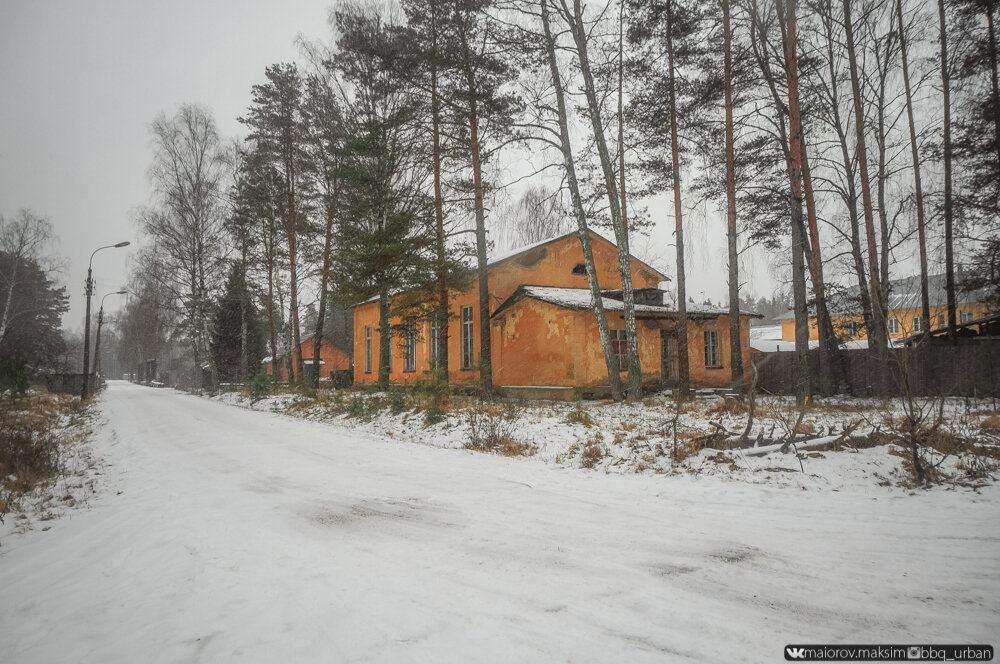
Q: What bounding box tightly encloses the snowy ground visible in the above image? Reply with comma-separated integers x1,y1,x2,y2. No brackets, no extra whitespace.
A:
1,381,997,663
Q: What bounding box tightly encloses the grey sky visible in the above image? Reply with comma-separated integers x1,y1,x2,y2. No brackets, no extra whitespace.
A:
1,0,329,331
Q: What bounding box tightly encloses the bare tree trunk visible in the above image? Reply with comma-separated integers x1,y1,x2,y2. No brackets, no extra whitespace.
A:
802,134,841,393
312,202,337,385
844,0,889,388
456,28,494,394
988,7,1000,168
431,10,450,382
266,247,277,380
938,0,957,342
897,0,931,336
542,0,623,400
561,0,642,398
786,0,811,403
618,0,629,244
666,0,690,398
378,291,391,390
0,260,17,345
723,0,744,391
286,207,303,382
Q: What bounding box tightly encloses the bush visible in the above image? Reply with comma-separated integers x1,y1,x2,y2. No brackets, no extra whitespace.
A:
387,387,408,414
565,400,594,427
0,352,28,401
464,398,535,456
347,393,385,421
580,433,606,468
246,373,272,403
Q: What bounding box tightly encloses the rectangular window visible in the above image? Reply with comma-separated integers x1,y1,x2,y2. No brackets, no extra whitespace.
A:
961,311,974,324
611,329,628,371
704,330,721,368
846,321,859,337
912,316,922,333
430,317,442,366
888,318,900,335
364,326,372,374
461,306,474,370
404,317,416,373
938,314,945,329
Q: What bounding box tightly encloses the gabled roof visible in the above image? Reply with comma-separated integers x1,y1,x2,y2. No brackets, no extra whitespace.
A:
488,229,671,283
491,285,762,319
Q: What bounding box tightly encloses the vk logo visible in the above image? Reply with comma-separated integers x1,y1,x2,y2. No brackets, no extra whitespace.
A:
786,647,807,660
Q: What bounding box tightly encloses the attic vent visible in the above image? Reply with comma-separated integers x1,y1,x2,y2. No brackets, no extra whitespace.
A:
572,263,587,275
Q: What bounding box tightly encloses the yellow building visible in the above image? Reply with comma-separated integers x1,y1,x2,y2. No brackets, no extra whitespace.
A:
780,273,993,343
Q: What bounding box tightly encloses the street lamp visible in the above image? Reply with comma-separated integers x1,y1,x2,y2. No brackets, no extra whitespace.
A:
82,241,130,399
93,290,127,381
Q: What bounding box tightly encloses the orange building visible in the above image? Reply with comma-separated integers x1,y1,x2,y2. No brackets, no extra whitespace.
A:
779,273,992,343
263,335,351,383
353,231,758,397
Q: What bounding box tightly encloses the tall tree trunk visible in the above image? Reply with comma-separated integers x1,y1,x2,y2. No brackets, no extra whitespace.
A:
987,7,1000,169
378,291,391,389
802,134,841,393
786,0,811,403
457,29,494,394
0,260,17,345
844,0,889,387
939,0,957,342
265,241,278,380
312,200,337,386
287,226,302,382
818,2,876,348
665,0,690,398
723,0,744,391
562,0,642,398
542,0,623,400
467,101,493,393
618,0,629,243
897,0,931,335
431,7,450,383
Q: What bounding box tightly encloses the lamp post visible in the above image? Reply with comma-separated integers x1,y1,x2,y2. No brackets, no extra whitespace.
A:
93,290,127,381
82,242,130,399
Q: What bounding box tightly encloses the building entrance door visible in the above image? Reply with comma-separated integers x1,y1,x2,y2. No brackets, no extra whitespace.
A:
660,330,679,387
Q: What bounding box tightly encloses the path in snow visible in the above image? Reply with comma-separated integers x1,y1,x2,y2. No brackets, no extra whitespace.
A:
1,382,997,663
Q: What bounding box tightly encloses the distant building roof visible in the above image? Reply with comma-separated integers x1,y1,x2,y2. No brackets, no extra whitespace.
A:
777,272,991,320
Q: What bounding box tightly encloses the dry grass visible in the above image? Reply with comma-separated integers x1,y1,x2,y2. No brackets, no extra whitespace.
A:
0,390,82,519
711,398,748,417
980,413,1000,434
580,433,605,468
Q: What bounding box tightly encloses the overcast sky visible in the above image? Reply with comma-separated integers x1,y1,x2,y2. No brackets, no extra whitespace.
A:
0,0,331,331
1,0,778,337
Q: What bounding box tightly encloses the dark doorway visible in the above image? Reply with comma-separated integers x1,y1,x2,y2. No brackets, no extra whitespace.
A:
660,330,679,387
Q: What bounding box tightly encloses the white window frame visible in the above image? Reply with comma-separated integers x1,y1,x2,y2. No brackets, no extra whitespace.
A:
888,318,900,335
610,329,628,371
461,306,474,371
704,330,721,368
404,317,416,373
364,326,372,374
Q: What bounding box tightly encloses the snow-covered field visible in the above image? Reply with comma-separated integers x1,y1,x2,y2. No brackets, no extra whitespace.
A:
1,381,997,663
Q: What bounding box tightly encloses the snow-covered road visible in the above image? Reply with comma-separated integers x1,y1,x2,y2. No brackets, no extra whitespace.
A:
1,382,997,663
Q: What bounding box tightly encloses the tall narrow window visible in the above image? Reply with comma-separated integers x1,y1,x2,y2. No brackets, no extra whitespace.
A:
364,326,372,374
912,316,922,333
611,329,628,371
461,306,474,370
888,318,900,335
937,314,945,329
430,317,442,366
704,330,721,368
404,317,416,372
846,321,859,337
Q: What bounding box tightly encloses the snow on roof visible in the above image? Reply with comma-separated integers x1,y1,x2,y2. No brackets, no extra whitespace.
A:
509,286,756,317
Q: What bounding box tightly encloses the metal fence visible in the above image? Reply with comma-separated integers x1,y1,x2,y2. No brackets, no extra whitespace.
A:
753,340,1000,397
